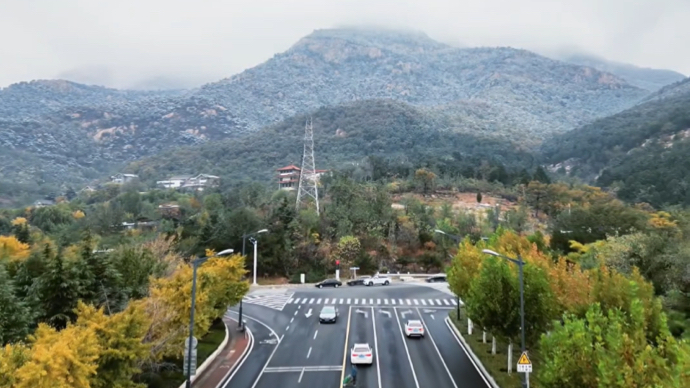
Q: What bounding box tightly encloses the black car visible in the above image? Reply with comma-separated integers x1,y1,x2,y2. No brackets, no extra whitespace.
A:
315,278,342,288
319,306,339,323
347,276,371,286
426,274,447,283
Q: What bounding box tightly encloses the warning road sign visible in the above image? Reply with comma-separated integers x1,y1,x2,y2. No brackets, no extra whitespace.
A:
517,351,532,373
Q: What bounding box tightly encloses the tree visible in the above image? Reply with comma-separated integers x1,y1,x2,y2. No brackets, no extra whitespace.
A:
414,168,437,194
0,343,30,387
476,192,482,203
533,166,551,184
538,303,690,388
33,251,80,330
465,256,520,349
447,239,484,298
74,302,150,388
13,323,101,388
0,264,32,345
0,235,30,263
333,236,361,269
11,217,30,244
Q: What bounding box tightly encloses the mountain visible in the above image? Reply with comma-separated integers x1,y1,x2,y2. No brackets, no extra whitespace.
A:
556,53,686,92
0,27,650,204
124,99,536,188
540,79,690,207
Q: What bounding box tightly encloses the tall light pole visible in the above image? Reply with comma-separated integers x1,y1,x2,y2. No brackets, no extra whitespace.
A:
186,248,234,388
239,229,268,329
433,229,462,320
482,249,528,388
250,237,258,285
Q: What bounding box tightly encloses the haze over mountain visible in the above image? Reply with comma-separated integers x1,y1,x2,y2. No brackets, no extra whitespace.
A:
0,27,678,206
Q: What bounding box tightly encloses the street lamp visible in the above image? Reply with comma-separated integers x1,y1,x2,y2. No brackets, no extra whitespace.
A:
185,248,234,388
482,249,528,388
434,229,462,319
238,229,268,329
249,237,259,285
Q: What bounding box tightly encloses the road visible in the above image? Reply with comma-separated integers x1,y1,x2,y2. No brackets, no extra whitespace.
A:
225,284,489,388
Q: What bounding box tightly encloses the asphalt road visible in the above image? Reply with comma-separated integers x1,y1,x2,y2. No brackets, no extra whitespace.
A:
225,284,489,388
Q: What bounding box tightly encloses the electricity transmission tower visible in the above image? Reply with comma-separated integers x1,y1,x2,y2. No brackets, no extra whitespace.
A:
296,118,320,214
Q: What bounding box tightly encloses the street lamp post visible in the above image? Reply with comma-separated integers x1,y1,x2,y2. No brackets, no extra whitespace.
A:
250,237,258,285
482,249,528,388
186,248,234,388
433,229,462,320
238,229,268,329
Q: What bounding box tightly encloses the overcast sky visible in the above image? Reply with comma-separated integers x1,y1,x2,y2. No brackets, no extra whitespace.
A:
1,0,688,90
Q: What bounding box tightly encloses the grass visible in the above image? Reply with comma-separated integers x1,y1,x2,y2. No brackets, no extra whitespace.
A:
449,309,540,388
141,318,228,388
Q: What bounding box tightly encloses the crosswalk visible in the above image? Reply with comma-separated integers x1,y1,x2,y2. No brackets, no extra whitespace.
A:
243,292,295,311
241,292,459,311
287,296,458,307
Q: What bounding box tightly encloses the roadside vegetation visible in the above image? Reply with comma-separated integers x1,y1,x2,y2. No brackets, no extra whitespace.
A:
2,159,690,387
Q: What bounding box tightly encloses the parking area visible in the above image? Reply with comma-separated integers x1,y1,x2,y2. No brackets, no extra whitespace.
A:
250,302,483,388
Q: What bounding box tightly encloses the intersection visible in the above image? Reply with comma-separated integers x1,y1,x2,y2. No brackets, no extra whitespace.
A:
225,283,490,388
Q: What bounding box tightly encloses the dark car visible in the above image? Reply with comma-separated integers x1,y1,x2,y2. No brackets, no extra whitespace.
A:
425,274,447,283
315,278,342,288
347,276,371,286
319,306,339,323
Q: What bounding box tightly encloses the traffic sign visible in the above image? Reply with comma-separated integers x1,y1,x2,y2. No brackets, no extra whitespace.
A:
185,337,198,349
183,350,198,376
517,351,532,373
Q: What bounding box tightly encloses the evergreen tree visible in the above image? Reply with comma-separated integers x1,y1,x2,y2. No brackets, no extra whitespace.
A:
0,264,32,345
534,166,551,184
33,250,80,330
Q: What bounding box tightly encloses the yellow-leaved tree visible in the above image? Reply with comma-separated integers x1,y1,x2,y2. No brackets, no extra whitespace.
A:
141,252,248,361
0,343,31,387
447,238,484,299
12,323,100,388
74,301,151,388
0,235,30,263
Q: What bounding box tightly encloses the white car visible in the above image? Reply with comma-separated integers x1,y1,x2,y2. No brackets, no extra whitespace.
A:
404,320,425,338
350,343,373,365
363,275,390,286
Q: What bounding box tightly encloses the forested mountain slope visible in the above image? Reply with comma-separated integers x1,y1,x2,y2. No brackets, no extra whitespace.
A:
125,99,536,188
0,28,650,204
541,79,690,207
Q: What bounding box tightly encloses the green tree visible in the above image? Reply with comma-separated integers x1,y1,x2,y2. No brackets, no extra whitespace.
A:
465,256,520,344
33,250,80,330
534,166,551,184
476,192,482,203
334,236,362,269
538,302,690,388
0,264,32,345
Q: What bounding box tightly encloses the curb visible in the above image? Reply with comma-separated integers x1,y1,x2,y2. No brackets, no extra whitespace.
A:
445,317,501,388
178,319,233,388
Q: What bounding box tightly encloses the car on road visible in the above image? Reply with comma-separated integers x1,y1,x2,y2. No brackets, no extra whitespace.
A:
315,278,342,288
363,275,390,286
350,343,373,365
347,276,371,286
404,320,425,338
426,274,447,283
319,305,339,323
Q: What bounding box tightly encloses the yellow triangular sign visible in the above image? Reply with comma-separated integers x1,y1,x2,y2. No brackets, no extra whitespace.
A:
517,352,531,365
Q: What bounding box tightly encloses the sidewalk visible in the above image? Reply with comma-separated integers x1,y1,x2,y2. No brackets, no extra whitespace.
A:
192,316,251,388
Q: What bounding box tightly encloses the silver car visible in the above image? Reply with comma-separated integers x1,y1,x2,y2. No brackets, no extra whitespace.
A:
319,305,339,323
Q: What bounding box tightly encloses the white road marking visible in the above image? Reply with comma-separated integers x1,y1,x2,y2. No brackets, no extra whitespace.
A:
428,300,435,305
347,298,352,304
298,368,305,383
377,299,381,304
399,299,404,305
290,317,294,323
307,347,312,358
417,308,459,388
436,299,443,305
393,307,421,388
421,300,427,305
340,298,344,304
406,299,412,305
309,298,315,304
451,299,458,305
313,330,318,340
354,299,359,304
371,307,383,388
413,299,419,305
250,334,284,388
384,299,389,305
288,298,294,303
369,298,374,304
444,318,492,387
443,299,450,305
317,298,322,304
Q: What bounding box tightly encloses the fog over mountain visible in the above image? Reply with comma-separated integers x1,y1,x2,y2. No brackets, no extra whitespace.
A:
1,0,688,89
